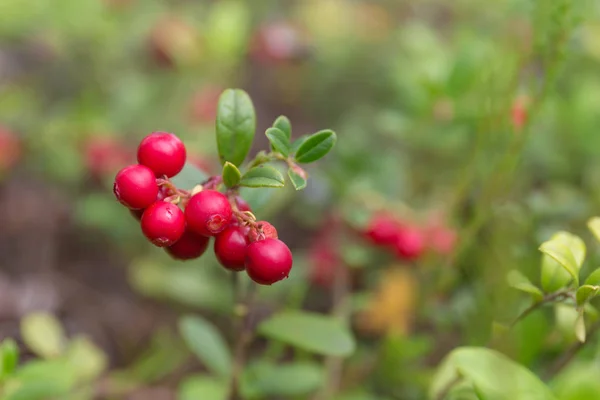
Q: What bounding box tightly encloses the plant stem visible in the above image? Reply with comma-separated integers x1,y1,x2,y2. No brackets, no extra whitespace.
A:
509,290,571,330
228,278,257,400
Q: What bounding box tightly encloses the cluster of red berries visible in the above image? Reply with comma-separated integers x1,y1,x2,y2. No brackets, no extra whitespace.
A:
364,212,457,261
113,132,293,285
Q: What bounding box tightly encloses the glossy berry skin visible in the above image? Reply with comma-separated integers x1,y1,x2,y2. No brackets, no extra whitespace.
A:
130,186,169,220
166,229,210,260
365,214,401,246
141,201,185,247
185,190,232,237
214,226,249,271
114,164,159,210
248,221,278,242
394,226,425,261
245,239,293,285
137,132,186,178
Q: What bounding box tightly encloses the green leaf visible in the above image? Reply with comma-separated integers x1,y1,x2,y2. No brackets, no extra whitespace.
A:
65,336,107,381
7,359,79,400
430,347,557,400
20,313,66,359
178,316,231,378
171,162,209,189
178,375,228,400
265,127,291,157
586,268,600,286
240,166,285,188
575,312,586,342
242,361,324,398
588,217,600,242
273,116,292,141
258,311,355,357
0,339,19,379
506,270,544,302
539,232,585,287
541,255,572,293
222,162,241,188
291,135,309,153
576,285,600,308
216,89,256,166
294,130,337,163
288,168,307,190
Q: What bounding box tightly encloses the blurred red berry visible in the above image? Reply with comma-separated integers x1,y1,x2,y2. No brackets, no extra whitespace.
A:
214,226,249,271
0,127,22,172
309,244,339,288
185,190,232,236
248,221,278,243
113,165,159,210
189,86,222,124
394,226,425,261
429,225,458,255
141,201,185,247
251,22,308,64
245,238,293,285
365,214,401,246
84,136,132,178
137,132,186,178
511,96,528,131
166,229,210,260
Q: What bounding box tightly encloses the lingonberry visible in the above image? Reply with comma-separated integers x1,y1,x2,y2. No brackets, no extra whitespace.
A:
248,221,278,242
130,186,169,220
394,226,425,261
185,190,232,236
137,132,186,178
166,229,210,260
309,244,339,288
214,226,250,271
114,164,159,210
365,214,401,246
245,238,293,285
428,225,457,256
141,201,185,247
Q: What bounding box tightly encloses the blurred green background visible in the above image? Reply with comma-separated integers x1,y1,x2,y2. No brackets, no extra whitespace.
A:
3,0,600,399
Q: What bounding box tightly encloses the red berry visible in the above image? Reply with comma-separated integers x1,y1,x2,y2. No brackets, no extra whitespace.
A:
365,214,401,246
309,244,339,288
394,226,425,261
141,201,185,247
185,190,233,236
130,186,169,220
248,221,278,242
114,164,159,209
214,226,250,271
137,132,186,178
428,225,457,255
0,126,21,172
245,238,293,285
166,229,210,260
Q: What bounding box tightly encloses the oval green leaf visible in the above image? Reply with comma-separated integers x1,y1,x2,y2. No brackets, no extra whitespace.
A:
265,127,291,157
179,316,232,378
291,135,309,154
178,375,228,400
21,313,65,359
216,89,256,166
541,255,573,293
242,361,324,398
294,130,337,164
288,168,307,191
430,347,557,400
539,233,584,287
258,311,355,357
586,268,600,286
222,162,241,188
576,285,600,308
0,339,19,378
240,166,285,188
65,336,107,381
588,217,600,242
506,270,543,302
273,116,292,141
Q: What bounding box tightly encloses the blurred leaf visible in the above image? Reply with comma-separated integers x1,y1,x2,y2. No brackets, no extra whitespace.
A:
430,347,557,400
265,128,291,157
128,329,188,384
553,362,600,400
539,232,585,287
222,162,241,188
541,255,572,293
575,312,586,343
506,270,544,302
258,311,355,357
588,217,600,242
585,268,600,286
288,168,307,190
179,316,231,378
7,359,79,400
576,285,600,308
171,162,209,190
239,166,285,188
20,313,65,359
216,89,256,166
178,375,228,400
273,116,292,141
205,0,250,64
0,339,19,379
242,361,324,398
65,336,107,381
294,130,337,163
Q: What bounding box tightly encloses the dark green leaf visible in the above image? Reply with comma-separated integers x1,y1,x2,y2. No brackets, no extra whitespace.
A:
179,316,232,378
216,89,256,166
273,115,292,141
288,168,307,190
291,135,309,153
258,311,355,357
178,375,228,400
294,130,336,163
242,361,324,398
265,127,291,157
577,285,600,308
240,166,285,188
430,347,557,400
222,162,241,188
506,270,544,302
0,339,19,378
